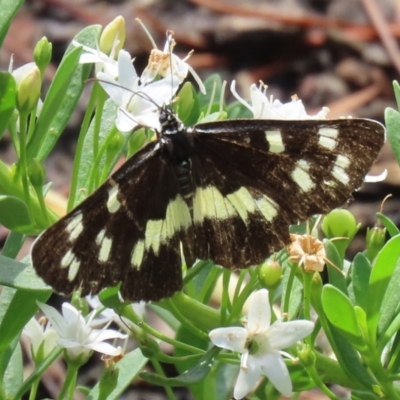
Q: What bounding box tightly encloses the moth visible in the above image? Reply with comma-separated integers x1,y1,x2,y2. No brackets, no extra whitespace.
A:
31,108,385,302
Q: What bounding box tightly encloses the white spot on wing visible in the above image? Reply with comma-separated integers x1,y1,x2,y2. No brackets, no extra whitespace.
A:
335,155,350,169
318,136,337,150
226,187,256,223
256,195,278,221
265,130,285,153
107,184,121,213
131,240,145,269
292,161,315,192
61,249,75,268
193,186,236,222
68,258,80,281
332,166,350,185
318,127,339,138
99,236,113,262
65,213,83,241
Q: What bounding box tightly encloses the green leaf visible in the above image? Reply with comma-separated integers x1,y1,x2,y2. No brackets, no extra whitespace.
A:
174,82,197,125
1,231,25,259
0,338,22,399
0,254,51,291
351,390,380,400
367,235,400,335
87,348,148,400
140,346,220,386
393,81,400,111
0,0,24,47
0,72,16,138
324,239,348,295
74,99,118,206
0,195,33,233
28,25,102,161
0,286,51,352
351,253,372,310
385,107,400,167
376,212,399,237
197,74,223,110
377,258,400,337
322,285,363,347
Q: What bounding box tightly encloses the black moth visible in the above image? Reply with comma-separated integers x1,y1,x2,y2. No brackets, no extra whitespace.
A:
31,109,385,301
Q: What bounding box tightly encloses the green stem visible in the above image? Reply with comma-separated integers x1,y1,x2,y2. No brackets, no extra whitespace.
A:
120,304,205,354
221,269,232,325
33,185,50,226
18,111,32,221
67,83,99,211
283,265,296,320
13,347,63,400
58,362,79,400
151,359,178,400
28,379,40,400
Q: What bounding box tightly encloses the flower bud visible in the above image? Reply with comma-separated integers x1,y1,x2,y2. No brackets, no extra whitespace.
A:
99,16,125,55
16,65,41,113
258,258,282,289
297,344,316,367
34,37,52,75
366,226,386,261
28,159,45,188
140,338,160,358
322,209,359,240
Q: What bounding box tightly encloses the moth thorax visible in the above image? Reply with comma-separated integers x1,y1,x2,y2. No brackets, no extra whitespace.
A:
175,161,193,200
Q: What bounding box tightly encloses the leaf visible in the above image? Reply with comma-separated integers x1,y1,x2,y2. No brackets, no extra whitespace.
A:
27,25,102,161
351,253,372,310
367,235,400,336
0,195,33,233
140,346,220,386
377,258,400,337
324,239,348,296
0,0,24,47
322,285,363,348
87,348,148,400
0,72,16,139
376,212,399,237
0,254,51,291
385,107,400,167
0,338,22,399
0,286,51,352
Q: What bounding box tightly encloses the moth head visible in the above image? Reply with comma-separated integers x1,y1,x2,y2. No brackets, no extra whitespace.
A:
159,105,183,135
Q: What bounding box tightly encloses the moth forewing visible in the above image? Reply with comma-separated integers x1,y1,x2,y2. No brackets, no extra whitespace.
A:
31,113,385,301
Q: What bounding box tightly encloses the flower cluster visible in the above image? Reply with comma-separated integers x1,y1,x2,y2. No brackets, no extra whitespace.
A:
24,302,127,365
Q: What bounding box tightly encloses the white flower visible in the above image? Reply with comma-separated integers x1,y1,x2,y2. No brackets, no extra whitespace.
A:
97,49,180,132
209,289,314,399
231,81,329,120
23,316,59,361
38,302,127,362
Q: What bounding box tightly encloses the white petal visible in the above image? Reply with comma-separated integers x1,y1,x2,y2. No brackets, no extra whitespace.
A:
247,289,271,332
209,327,247,352
259,352,292,397
231,81,252,113
117,50,138,89
38,302,68,337
90,329,127,343
249,85,269,119
115,109,138,132
268,320,314,349
61,303,83,324
233,355,262,399
23,317,43,350
86,341,123,356
57,338,83,349
12,62,37,84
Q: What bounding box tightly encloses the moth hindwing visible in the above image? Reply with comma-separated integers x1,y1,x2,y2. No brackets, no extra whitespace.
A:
32,113,385,302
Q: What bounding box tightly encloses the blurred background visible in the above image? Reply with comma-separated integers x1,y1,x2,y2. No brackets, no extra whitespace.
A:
1,0,400,398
